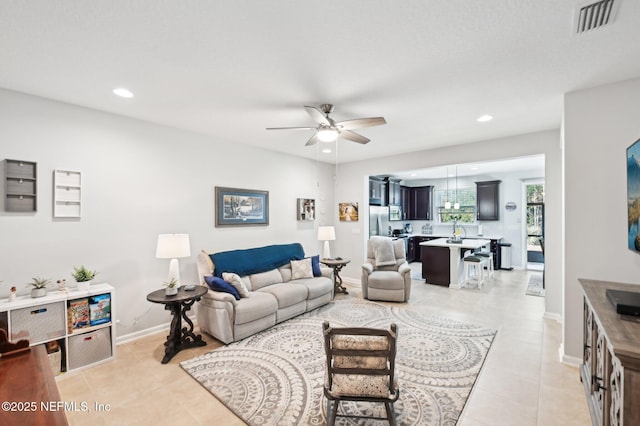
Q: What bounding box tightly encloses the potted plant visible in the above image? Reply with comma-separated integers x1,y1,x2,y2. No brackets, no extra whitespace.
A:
164,277,179,296
27,276,51,298
72,266,97,291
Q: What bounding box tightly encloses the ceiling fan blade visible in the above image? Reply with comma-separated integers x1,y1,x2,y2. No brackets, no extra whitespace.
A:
304,106,330,126
266,126,316,131
340,130,370,144
305,133,319,146
336,117,386,130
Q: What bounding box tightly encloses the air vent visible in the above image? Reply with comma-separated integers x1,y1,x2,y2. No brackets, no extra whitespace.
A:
575,0,618,34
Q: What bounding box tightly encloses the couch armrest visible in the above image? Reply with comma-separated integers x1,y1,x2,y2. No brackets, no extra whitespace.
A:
362,262,374,275
320,266,334,280
398,262,411,276
204,288,239,306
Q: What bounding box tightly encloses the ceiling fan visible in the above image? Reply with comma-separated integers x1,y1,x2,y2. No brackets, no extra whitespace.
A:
267,104,386,146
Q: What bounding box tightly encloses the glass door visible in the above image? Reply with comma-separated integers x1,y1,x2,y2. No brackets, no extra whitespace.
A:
526,183,544,263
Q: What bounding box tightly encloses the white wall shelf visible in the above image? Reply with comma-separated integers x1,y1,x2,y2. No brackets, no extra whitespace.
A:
0,283,115,375
53,169,81,218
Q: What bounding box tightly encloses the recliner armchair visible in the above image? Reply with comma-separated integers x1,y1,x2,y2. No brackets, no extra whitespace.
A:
362,238,411,302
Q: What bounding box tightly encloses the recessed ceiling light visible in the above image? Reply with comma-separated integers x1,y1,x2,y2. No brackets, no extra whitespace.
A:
477,114,493,123
113,88,134,98
471,167,479,170
410,173,417,177
322,148,332,154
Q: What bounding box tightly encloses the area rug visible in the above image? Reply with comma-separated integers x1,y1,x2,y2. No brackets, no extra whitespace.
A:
181,298,496,425
526,272,545,297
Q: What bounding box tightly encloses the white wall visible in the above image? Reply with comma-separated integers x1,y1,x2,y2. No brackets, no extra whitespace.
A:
0,89,335,341
332,130,563,317
563,77,640,361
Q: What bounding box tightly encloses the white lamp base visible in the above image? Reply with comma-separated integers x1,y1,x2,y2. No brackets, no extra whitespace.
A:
323,241,331,259
168,258,181,285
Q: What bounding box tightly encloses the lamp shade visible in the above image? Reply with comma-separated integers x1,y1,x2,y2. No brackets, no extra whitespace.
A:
156,234,191,259
317,226,336,241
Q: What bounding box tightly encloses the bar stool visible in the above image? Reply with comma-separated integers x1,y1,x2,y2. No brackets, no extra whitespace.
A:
463,256,485,288
474,251,494,278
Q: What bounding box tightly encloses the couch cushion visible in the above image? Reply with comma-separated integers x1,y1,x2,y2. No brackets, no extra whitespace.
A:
211,243,305,277
291,258,313,280
234,292,279,325
278,265,292,283
249,269,283,291
257,283,308,308
368,271,405,290
293,277,333,299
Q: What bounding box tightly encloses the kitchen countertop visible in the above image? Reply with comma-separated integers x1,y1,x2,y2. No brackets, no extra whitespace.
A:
419,237,492,249
406,233,503,240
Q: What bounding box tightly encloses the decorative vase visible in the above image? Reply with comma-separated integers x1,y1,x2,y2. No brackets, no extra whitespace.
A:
31,288,47,298
165,286,178,296
77,280,91,291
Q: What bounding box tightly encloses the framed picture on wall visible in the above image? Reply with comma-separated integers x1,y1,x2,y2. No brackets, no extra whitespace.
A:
339,202,359,221
215,186,269,227
297,198,315,221
627,138,640,251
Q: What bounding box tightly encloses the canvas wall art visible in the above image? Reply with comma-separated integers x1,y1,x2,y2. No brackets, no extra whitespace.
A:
627,139,640,251
215,187,269,226
339,202,358,221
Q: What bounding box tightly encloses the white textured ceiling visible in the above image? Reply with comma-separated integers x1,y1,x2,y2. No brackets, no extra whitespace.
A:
2,1,640,165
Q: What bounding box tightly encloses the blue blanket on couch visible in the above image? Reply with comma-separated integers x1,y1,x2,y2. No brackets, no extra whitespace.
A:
210,243,305,277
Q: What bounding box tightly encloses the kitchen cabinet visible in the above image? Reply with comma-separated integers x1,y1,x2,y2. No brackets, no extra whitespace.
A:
579,279,640,426
407,186,433,220
400,186,410,219
408,236,438,262
476,180,501,221
386,178,402,205
369,177,386,206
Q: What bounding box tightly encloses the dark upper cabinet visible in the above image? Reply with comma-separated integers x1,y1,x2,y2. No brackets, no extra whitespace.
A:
404,185,432,220
386,178,402,205
476,180,501,221
369,177,387,205
400,186,410,219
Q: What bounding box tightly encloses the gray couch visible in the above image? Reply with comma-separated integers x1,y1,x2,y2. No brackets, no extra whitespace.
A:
196,247,334,343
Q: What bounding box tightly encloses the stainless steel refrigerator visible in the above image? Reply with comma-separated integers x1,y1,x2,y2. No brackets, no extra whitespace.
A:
369,206,390,237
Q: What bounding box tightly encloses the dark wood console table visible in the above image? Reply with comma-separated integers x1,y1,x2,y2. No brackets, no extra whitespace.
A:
0,345,68,425
147,286,207,363
579,279,640,426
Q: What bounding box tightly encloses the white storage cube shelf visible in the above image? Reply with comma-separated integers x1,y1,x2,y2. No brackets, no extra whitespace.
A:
53,169,81,218
0,283,115,373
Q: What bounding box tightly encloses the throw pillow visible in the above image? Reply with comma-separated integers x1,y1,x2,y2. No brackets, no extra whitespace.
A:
222,272,250,298
291,258,313,280
204,276,240,300
310,255,322,277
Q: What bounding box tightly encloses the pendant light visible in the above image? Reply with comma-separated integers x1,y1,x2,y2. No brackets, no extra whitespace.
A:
444,166,451,209
454,165,460,210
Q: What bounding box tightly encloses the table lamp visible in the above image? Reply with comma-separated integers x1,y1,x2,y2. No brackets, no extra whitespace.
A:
156,233,191,285
317,226,335,259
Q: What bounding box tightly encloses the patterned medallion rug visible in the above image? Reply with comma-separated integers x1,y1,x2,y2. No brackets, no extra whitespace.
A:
181,298,496,425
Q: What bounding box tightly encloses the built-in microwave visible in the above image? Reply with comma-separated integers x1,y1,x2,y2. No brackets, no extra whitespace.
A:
389,205,402,221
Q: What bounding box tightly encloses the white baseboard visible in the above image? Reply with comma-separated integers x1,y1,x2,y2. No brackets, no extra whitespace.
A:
116,315,196,345
558,343,582,367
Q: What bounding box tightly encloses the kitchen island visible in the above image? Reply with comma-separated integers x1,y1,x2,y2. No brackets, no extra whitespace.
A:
420,238,491,288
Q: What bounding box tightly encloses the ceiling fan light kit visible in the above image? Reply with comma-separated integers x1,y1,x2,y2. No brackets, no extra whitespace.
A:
267,104,386,146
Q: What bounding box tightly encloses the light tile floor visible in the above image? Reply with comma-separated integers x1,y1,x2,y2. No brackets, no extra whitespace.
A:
56,267,590,425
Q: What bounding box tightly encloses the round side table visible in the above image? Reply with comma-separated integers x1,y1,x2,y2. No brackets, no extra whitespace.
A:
320,258,351,295
147,285,207,363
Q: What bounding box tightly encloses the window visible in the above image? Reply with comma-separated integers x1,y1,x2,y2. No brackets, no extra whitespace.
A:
526,184,544,249
435,188,476,223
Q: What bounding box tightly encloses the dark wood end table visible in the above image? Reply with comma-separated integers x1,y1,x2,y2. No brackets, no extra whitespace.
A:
146,285,207,364
320,258,351,295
